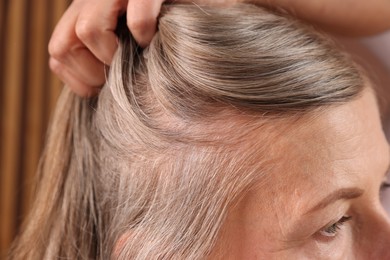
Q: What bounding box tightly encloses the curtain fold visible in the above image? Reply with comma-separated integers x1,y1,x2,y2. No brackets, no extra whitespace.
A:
0,0,70,256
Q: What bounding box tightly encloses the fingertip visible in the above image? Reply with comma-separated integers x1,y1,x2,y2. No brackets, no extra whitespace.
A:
133,26,157,48
76,4,120,65
127,0,164,47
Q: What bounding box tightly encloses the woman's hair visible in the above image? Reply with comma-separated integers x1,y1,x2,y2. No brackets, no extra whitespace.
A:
10,4,365,259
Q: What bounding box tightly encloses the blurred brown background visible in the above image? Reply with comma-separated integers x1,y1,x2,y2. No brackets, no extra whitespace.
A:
0,0,70,257
0,1,389,259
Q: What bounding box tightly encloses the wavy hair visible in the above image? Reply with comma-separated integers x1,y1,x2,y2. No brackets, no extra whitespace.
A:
10,4,364,259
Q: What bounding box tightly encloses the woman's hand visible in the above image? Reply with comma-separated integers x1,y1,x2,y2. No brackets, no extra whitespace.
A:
48,0,165,96
253,0,390,36
49,0,390,97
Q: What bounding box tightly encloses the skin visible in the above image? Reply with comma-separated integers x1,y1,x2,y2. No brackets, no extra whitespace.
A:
48,0,163,96
211,88,390,259
333,37,390,120
48,0,390,96
245,0,390,36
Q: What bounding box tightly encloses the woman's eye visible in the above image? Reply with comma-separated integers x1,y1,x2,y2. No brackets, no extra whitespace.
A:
380,181,390,192
381,168,390,192
319,216,352,237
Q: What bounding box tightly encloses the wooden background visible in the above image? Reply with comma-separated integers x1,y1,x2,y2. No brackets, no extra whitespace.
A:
0,0,70,257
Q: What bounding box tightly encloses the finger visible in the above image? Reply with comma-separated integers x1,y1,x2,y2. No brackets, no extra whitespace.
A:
49,0,107,96
127,0,166,47
49,58,101,97
64,47,107,87
48,1,83,63
75,0,128,65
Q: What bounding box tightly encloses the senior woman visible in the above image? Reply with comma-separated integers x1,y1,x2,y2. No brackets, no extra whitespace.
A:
10,1,390,260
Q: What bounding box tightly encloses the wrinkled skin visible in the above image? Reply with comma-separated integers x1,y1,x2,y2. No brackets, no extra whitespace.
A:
212,88,390,259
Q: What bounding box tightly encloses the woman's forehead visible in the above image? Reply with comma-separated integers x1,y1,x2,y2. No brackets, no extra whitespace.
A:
255,87,388,201
235,89,389,236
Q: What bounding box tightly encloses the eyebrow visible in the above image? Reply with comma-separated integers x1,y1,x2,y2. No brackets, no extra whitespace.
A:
303,154,390,216
304,187,364,215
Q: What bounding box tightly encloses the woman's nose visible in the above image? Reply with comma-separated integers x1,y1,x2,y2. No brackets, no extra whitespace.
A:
364,209,390,259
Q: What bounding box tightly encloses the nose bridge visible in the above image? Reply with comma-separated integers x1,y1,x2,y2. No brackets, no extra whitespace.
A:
366,208,390,258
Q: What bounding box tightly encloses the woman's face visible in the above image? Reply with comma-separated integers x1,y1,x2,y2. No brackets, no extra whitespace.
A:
216,88,390,259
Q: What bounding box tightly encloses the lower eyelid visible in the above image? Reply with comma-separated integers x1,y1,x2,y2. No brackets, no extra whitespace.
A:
314,231,340,243
319,229,338,237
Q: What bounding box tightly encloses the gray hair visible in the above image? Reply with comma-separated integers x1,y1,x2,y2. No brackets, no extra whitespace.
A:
10,4,364,260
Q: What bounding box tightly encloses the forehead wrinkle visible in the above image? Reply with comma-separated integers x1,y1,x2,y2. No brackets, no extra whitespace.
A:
257,91,380,214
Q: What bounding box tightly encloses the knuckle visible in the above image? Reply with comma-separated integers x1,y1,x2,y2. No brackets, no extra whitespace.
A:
75,19,97,43
48,35,72,61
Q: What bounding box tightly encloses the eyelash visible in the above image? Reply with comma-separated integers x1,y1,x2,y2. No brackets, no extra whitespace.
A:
318,180,390,239
319,216,352,237
380,181,390,191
